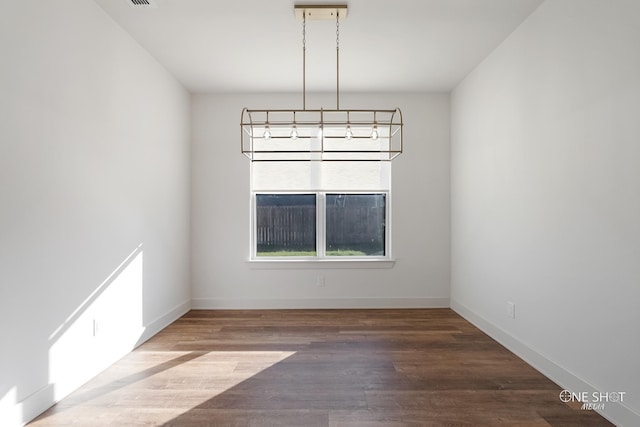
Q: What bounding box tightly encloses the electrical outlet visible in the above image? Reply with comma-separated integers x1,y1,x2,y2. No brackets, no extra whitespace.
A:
317,274,325,287
506,301,516,319
93,319,101,337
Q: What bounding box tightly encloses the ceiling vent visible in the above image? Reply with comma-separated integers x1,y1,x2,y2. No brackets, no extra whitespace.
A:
126,0,158,8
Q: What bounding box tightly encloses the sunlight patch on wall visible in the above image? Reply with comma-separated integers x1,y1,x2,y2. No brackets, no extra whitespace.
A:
47,245,145,402
0,387,19,427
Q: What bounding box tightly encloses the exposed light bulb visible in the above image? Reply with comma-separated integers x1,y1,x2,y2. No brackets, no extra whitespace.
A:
290,126,298,140
263,126,271,140
345,125,353,140
371,125,379,140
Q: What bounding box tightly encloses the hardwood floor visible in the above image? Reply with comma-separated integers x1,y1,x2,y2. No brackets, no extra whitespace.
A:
29,309,614,426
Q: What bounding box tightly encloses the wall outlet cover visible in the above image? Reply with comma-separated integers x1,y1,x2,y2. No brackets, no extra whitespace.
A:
506,301,516,319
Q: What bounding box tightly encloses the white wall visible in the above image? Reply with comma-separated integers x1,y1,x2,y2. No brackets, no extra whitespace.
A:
0,2,191,426
451,0,640,425
191,92,450,309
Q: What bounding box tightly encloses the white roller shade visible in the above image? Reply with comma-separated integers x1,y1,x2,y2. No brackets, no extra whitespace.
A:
251,161,390,192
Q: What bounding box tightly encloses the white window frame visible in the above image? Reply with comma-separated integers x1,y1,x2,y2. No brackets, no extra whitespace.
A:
250,190,391,262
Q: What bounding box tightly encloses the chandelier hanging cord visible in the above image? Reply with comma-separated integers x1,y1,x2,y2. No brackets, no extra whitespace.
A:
302,12,306,110
301,9,340,110
336,11,340,110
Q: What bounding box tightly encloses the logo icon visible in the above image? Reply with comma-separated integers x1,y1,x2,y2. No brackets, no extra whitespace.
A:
559,390,572,403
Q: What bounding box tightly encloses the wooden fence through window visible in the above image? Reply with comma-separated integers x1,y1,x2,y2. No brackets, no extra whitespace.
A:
256,205,316,250
256,205,384,251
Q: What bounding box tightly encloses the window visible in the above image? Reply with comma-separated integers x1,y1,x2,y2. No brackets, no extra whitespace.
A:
326,194,386,256
253,192,388,259
256,194,316,256
251,162,391,260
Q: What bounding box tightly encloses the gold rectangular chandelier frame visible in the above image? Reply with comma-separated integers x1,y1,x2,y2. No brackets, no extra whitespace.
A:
241,108,403,162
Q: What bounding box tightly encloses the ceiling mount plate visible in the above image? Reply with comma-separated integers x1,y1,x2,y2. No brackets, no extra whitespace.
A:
294,4,348,21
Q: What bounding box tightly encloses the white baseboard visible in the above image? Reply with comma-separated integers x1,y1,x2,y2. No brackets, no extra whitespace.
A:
135,299,191,346
2,384,54,427
451,299,640,427
191,297,449,310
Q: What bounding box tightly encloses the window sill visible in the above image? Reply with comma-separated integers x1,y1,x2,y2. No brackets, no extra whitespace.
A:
246,259,396,269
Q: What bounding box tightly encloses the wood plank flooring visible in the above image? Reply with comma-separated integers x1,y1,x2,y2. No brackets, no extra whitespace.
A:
29,309,614,426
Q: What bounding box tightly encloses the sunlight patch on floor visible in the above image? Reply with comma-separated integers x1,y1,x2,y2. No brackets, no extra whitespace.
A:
29,350,296,426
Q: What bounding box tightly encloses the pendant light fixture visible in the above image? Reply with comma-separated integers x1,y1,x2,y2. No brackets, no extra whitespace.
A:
241,4,403,162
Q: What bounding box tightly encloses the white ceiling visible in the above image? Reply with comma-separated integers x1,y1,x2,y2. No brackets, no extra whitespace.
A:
94,0,544,93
